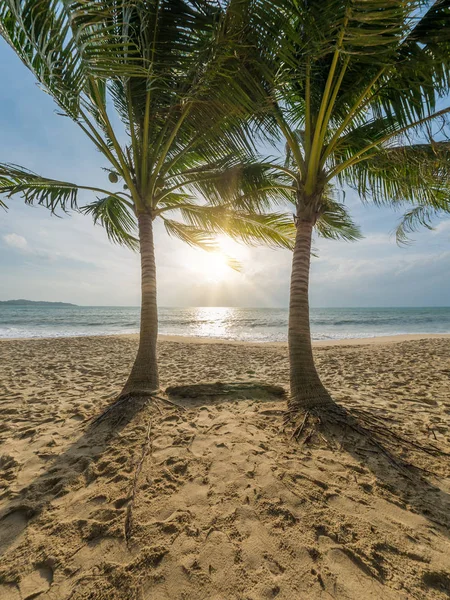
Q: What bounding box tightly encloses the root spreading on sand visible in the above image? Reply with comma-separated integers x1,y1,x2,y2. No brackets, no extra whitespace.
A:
89,391,185,427
284,401,450,477
124,417,153,547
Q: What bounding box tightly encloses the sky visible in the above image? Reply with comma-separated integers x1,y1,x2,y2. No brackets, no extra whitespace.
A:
1,43,450,308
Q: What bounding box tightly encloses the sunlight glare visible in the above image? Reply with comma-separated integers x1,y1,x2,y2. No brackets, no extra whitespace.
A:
193,251,231,282
187,236,249,283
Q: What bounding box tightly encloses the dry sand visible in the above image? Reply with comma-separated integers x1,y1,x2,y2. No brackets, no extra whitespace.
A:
0,334,449,599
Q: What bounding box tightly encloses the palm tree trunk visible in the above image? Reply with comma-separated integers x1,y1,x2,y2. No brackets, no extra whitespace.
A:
121,211,159,396
288,217,332,412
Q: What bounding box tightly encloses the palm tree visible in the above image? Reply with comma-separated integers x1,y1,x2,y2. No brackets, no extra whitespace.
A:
0,0,296,398
248,0,450,431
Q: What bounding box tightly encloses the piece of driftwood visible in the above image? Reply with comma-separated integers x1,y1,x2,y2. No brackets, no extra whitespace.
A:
166,381,286,398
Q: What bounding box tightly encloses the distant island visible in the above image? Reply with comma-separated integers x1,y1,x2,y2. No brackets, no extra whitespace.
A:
0,300,77,307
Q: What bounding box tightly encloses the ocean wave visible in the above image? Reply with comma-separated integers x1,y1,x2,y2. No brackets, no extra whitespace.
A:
312,316,439,326
160,318,286,328
1,306,450,341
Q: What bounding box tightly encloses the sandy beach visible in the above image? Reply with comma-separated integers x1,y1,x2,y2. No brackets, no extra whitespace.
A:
1,334,450,599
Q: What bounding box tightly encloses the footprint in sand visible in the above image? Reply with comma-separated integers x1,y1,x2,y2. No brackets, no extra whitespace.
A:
0,585,20,600
0,509,28,556
18,567,53,600
422,570,450,596
324,547,408,599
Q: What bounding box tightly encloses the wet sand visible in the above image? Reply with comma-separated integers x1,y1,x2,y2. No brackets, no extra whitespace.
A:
0,334,449,599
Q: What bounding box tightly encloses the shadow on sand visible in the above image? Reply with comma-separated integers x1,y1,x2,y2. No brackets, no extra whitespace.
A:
1,381,449,572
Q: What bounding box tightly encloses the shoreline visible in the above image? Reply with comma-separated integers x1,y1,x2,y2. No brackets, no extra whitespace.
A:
1,331,450,346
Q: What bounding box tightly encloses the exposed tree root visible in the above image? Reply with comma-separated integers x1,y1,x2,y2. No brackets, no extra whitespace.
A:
153,395,187,411
124,417,153,547
87,393,149,427
284,401,450,477
88,390,185,427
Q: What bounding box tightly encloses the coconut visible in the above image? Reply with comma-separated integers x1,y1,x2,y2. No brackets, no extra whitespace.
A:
108,172,119,183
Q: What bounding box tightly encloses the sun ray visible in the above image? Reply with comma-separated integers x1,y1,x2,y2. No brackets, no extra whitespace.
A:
191,250,231,282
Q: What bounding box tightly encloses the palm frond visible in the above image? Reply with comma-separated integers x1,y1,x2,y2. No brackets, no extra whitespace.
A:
174,160,295,212
162,218,219,252
0,163,129,216
162,217,242,270
0,163,81,213
372,0,450,125
0,0,83,117
395,202,450,245
0,0,146,116
316,200,363,242
175,204,296,250
82,196,139,251
342,141,450,207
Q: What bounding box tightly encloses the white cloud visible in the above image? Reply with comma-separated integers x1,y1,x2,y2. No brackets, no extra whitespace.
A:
432,219,450,236
3,233,28,250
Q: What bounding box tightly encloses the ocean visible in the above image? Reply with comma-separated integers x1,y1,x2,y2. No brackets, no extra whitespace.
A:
0,305,449,342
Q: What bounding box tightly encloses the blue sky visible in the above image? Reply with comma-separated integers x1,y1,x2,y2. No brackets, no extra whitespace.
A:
1,42,449,308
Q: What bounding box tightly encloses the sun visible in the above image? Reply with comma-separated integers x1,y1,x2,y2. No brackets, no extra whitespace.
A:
199,252,231,282
193,251,232,282
187,237,245,283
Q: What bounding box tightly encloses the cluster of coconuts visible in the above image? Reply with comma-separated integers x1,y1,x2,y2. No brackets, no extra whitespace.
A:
109,171,128,190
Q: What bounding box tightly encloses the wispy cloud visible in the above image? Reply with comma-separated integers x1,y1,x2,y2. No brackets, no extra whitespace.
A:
432,219,450,236
3,232,28,250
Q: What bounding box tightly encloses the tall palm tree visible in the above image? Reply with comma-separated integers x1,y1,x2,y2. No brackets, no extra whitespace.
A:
0,0,296,398
248,0,450,430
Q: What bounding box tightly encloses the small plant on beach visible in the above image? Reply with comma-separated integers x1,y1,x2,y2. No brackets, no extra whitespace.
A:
247,0,450,437
0,0,296,400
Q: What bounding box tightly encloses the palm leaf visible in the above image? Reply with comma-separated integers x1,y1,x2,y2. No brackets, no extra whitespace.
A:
162,218,242,270
0,163,81,213
175,204,296,250
167,159,295,213
316,200,363,242
162,218,219,252
0,162,131,214
396,202,450,245
342,141,450,207
82,196,139,251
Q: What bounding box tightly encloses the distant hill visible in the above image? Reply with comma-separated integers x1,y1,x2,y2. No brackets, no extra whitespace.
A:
0,299,77,307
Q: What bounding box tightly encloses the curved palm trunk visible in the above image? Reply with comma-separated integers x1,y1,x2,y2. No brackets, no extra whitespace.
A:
122,211,159,396
288,217,332,412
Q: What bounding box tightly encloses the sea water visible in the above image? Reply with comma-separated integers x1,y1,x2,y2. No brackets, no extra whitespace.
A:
1,305,450,342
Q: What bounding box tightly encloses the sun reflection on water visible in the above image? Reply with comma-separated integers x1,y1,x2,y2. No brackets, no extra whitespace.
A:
188,306,235,339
